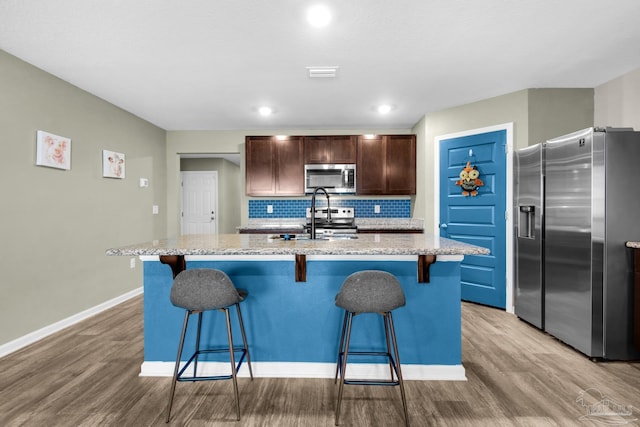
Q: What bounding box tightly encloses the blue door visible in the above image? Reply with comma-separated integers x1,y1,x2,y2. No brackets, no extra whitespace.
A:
439,130,507,308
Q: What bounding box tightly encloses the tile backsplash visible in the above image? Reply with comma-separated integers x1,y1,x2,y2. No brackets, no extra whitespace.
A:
249,199,411,218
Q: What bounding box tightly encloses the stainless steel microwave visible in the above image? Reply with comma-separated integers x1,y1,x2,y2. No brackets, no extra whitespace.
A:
304,164,356,194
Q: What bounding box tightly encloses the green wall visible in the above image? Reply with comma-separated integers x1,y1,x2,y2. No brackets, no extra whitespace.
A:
528,88,594,146
412,88,594,231
0,51,167,346
595,68,640,130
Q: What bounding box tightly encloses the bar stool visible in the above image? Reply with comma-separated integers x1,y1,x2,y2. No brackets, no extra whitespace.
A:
334,270,409,427
165,268,253,423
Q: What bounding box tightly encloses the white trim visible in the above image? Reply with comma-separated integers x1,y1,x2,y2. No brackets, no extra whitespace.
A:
434,123,515,313
0,287,143,358
140,361,466,381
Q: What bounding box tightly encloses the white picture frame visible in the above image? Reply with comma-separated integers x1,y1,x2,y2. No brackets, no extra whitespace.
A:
36,130,71,170
102,150,126,179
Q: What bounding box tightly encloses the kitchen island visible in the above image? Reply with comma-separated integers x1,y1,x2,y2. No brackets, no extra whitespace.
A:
107,233,488,380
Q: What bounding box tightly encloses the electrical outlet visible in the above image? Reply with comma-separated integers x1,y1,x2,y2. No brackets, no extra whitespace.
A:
152,205,159,214
374,205,381,214
267,205,273,214
130,258,136,269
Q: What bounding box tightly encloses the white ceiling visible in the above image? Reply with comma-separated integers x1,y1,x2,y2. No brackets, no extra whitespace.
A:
2,0,640,131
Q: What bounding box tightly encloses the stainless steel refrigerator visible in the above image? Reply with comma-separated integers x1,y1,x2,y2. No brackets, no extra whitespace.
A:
515,127,640,360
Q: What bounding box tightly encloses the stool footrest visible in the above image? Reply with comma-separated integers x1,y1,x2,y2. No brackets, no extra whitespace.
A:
177,347,248,382
340,350,392,358
337,350,401,385
344,379,400,386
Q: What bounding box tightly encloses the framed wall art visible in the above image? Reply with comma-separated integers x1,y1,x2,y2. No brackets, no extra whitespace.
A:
102,150,126,179
36,130,71,170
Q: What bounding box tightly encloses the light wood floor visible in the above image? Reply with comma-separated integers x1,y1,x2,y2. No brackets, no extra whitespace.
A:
1,296,639,426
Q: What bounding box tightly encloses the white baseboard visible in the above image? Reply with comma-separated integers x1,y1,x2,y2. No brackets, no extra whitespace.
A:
140,361,467,381
0,287,143,358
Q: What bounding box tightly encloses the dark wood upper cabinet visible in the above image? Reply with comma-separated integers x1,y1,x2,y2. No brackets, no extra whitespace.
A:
245,136,275,195
386,134,416,195
357,134,416,195
304,136,356,164
246,136,304,196
274,137,304,195
247,134,414,196
304,136,330,163
356,135,386,194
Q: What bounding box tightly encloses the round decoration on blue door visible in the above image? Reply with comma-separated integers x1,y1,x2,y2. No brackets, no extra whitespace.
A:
456,161,483,196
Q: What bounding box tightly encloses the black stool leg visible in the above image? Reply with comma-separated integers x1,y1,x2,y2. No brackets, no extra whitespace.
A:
387,312,409,427
235,303,254,380
166,310,190,423
383,313,395,382
334,310,348,383
223,307,241,421
335,311,354,426
193,311,203,378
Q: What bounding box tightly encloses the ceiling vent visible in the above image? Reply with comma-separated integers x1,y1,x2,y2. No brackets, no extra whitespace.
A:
307,66,339,78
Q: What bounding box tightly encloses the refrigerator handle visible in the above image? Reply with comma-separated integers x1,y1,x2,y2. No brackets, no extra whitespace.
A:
518,205,535,239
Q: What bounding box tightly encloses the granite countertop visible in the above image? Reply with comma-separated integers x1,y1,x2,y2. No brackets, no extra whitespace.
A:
106,233,488,257
238,218,424,232
626,241,640,248
355,218,423,231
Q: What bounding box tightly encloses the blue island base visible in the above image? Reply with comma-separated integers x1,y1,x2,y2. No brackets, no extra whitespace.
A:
140,256,465,381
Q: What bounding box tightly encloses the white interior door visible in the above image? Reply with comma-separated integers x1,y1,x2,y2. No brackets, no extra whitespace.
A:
181,171,218,235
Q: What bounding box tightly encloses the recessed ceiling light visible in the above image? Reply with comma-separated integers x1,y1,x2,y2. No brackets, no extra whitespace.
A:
307,4,331,27
258,106,273,116
377,104,392,114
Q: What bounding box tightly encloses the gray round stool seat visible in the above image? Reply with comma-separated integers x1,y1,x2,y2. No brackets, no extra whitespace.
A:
334,270,410,427
165,269,253,423
170,268,247,311
335,270,406,313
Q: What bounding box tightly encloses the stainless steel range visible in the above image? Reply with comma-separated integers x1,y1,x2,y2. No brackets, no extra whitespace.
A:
304,207,357,235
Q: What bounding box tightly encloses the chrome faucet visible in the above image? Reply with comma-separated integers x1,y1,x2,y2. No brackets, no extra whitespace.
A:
310,187,331,239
